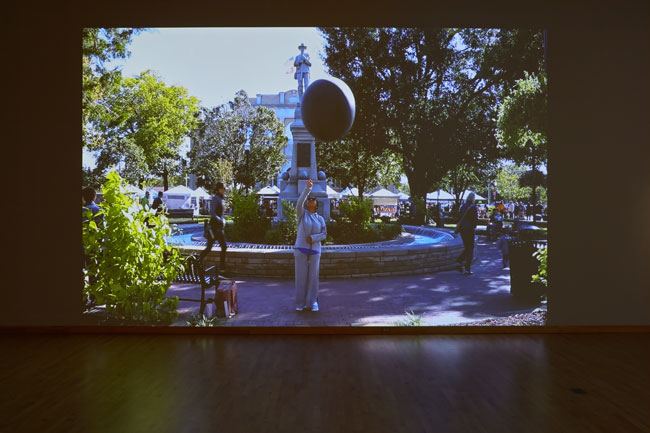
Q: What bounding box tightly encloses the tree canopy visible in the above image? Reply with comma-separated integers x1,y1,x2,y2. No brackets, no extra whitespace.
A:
497,71,548,166
188,90,287,193
319,27,544,222
89,70,200,188
315,138,402,198
83,28,142,149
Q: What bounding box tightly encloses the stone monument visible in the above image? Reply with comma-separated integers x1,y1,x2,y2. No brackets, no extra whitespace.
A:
277,43,330,221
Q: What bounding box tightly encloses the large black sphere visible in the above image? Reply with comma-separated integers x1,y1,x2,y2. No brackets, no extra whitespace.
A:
301,77,355,142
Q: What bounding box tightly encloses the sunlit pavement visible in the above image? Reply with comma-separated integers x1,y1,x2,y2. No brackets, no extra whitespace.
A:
168,234,543,327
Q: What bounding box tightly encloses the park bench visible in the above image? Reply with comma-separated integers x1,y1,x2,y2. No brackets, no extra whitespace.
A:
171,255,238,318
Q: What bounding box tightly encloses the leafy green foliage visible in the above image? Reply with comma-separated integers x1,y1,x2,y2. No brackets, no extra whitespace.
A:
279,200,298,244
396,310,424,326
532,246,547,287
186,314,221,327
82,171,182,323
83,28,143,149
316,138,402,199
320,27,544,222
497,72,548,166
495,163,533,202
89,70,200,188
188,91,287,193
327,197,401,243
338,196,373,229
229,191,270,243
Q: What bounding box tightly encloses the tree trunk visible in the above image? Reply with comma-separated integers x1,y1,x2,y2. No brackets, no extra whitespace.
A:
163,168,169,191
409,180,427,226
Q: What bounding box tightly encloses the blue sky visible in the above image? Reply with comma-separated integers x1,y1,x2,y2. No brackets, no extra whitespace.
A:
83,27,330,168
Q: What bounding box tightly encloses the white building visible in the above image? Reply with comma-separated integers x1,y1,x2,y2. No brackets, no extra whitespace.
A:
249,90,300,186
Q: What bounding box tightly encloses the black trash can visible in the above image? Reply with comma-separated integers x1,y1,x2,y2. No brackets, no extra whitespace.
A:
508,239,547,300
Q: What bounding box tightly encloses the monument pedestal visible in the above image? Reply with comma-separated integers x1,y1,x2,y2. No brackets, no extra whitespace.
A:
277,105,330,220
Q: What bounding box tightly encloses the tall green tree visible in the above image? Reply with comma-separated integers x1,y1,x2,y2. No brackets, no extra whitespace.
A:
439,162,493,208
92,70,200,189
497,71,548,208
495,163,532,202
83,28,142,150
320,27,544,223
188,90,287,194
316,138,402,198
497,71,548,165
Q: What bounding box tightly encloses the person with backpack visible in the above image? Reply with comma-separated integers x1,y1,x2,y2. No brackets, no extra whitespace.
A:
454,192,478,275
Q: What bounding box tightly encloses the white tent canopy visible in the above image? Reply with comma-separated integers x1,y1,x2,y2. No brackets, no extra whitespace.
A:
370,188,399,206
340,187,359,197
426,190,455,201
326,185,341,199
397,192,410,201
163,185,193,210
371,188,400,198
124,184,145,196
164,185,193,195
456,190,487,201
190,187,211,199
256,186,280,197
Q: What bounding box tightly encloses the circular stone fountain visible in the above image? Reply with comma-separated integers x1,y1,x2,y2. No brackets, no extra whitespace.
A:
168,225,464,279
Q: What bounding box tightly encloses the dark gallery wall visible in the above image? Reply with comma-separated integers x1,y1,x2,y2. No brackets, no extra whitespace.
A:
3,0,648,327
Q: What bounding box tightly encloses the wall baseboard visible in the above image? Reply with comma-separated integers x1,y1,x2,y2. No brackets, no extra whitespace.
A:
1,326,649,335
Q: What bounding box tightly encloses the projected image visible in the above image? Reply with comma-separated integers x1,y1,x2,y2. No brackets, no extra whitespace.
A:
82,27,548,327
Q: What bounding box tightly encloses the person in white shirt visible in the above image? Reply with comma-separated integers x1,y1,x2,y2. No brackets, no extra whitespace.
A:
294,179,327,311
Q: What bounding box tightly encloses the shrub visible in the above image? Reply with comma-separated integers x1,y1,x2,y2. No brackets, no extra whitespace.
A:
82,170,182,323
278,199,297,244
264,227,284,245
229,190,270,243
338,196,373,228
395,310,423,326
532,245,547,286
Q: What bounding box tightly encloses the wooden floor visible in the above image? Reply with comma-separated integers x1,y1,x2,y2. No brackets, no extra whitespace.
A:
1,333,648,433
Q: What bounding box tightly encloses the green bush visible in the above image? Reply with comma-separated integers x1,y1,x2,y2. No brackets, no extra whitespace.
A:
532,245,547,286
229,190,270,243
278,199,297,244
328,220,402,244
264,227,284,244
327,197,402,244
338,196,373,228
83,171,182,323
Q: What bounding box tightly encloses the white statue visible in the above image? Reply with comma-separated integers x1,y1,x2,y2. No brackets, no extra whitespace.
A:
294,43,311,101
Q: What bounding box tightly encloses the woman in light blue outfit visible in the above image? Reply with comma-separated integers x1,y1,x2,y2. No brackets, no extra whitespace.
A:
294,179,327,311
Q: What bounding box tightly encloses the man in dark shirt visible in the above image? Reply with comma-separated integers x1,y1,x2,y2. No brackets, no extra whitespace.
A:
454,192,478,275
151,191,164,215
199,182,227,275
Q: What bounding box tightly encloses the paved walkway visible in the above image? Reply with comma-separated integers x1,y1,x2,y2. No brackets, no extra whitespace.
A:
168,234,544,326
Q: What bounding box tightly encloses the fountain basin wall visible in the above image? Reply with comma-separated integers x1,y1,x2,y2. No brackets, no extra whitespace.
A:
177,226,464,279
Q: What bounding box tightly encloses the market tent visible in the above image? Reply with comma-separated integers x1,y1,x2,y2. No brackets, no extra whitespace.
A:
370,188,400,206
326,185,341,199
124,184,145,197
163,185,193,210
256,186,280,196
457,190,487,202
191,187,211,199
397,192,410,201
426,190,455,201
340,187,359,197
187,187,212,215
